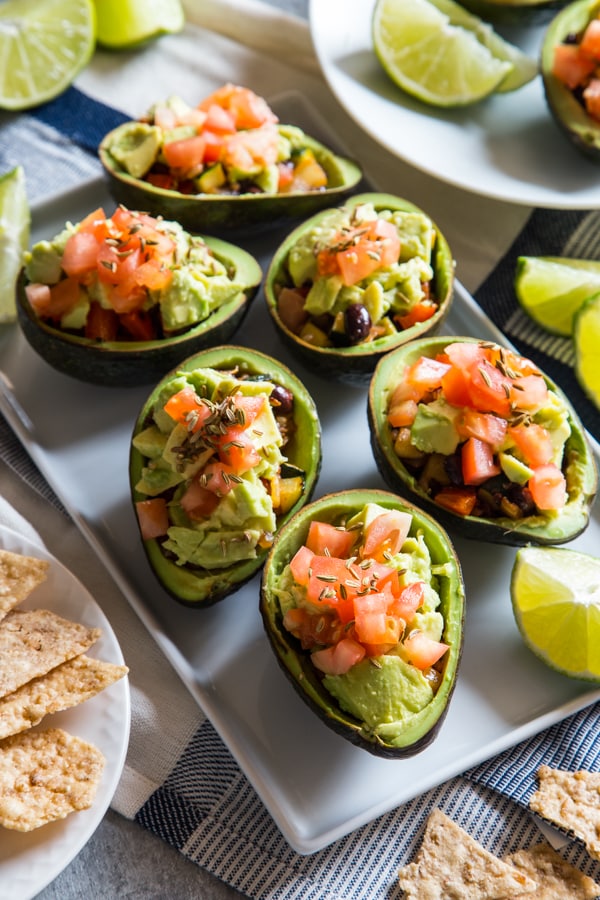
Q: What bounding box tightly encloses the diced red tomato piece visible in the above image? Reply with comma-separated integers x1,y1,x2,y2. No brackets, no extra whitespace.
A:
467,359,512,417
289,544,314,586
579,18,600,61
135,498,170,540
305,521,356,558
163,387,211,431
457,408,507,450
306,555,358,621
46,277,81,319
180,479,221,519
146,173,177,190
202,460,236,495
441,364,472,408
552,43,596,89
444,341,486,369
387,399,418,428
318,219,401,287
434,487,477,516
221,123,280,171
282,607,343,650
218,427,261,473
461,437,501,486
77,207,109,241
584,77,600,119
403,632,449,669
528,463,567,510
405,356,452,398
119,310,158,341
162,135,207,173
85,303,119,341
203,103,236,134
510,374,548,411
25,282,52,315
233,393,266,425
396,299,437,330
387,581,425,623
508,423,554,467
362,510,412,561
311,638,365,675
199,83,278,130
61,230,100,277
354,592,402,646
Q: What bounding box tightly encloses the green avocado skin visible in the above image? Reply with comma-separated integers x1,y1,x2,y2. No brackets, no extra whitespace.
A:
542,0,600,161
259,489,465,760
368,336,598,547
17,238,262,387
130,346,322,608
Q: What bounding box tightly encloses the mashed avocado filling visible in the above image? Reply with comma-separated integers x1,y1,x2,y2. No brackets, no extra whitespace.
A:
273,503,452,737
134,367,294,570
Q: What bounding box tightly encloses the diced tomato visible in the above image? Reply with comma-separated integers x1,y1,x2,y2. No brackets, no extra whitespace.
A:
404,356,451,398
306,555,358,620
25,282,52,315
462,437,501,486
457,408,507,450
389,379,421,405
233,392,266,425
85,302,119,341
311,638,365,675
528,463,567,510
387,581,425,623
552,43,596,89
199,83,278,130
133,259,172,293
508,422,554,468
277,286,309,333
510,374,548,411
135,498,169,540
289,544,314,586
277,162,295,192
317,219,401,287
579,18,600,60
218,427,261,473
444,341,486,369
434,486,477,517
282,607,343,650
354,592,402,646
396,299,437,330
77,207,109,241
46,277,81,319
61,230,100,277
146,173,176,190
403,632,449,670
162,134,207,174
180,478,221,519
202,460,236,495
362,510,412,561
467,359,512,417
221,123,280,172
584,77,600,119
305,521,356,558
163,387,210,430
441,364,472,408
119,310,158,341
203,103,237,134
387,399,418,428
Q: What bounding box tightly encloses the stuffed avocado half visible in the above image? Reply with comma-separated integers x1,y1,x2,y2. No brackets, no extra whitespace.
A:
264,192,455,385
17,206,262,386
368,337,598,546
260,489,465,758
99,84,362,233
130,346,322,607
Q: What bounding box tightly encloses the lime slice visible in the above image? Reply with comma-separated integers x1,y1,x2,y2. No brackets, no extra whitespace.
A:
373,0,519,107
574,292,600,410
0,0,96,111
0,166,30,324
426,0,538,92
511,545,600,680
95,0,184,50
515,255,600,337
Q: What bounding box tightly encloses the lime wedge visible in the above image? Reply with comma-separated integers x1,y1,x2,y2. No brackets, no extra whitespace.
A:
511,545,600,681
372,0,526,107
574,292,600,411
0,166,30,324
515,255,600,337
95,0,184,50
0,0,96,111
426,0,538,92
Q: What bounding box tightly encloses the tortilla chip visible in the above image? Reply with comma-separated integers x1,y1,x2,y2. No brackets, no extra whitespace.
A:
0,727,105,831
504,841,600,899
0,655,128,740
530,765,600,862
397,808,538,898
0,608,101,699
0,549,49,622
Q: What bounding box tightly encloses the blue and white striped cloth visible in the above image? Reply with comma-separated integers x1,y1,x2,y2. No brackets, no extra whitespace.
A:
2,85,600,899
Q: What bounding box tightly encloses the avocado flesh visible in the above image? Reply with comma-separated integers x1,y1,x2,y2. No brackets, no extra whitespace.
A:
542,0,600,160
130,346,321,607
264,192,455,385
368,336,598,547
259,490,465,758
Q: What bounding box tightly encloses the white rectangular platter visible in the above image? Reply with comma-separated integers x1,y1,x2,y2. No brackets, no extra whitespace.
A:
1,155,599,855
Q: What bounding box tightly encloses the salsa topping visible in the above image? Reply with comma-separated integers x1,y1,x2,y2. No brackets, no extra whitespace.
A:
275,201,440,348
23,206,247,341
552,12,600,120
106,83,329,197
388,340,572,520
134,367,305,569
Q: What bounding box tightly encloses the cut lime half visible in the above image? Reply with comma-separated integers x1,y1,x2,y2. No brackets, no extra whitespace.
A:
0,166,30,324
574,292,600,411
0,0,96,111
511,545,600,681
372,0,534,107
515,256,600,337
95,0,184,50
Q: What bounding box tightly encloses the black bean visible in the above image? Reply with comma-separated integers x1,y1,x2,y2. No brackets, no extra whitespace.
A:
270,384,294,414
344,304,371,344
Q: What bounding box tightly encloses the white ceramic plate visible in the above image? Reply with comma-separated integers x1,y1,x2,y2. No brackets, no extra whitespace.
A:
309,0,600,209
1,94,599,856
0,525,130,900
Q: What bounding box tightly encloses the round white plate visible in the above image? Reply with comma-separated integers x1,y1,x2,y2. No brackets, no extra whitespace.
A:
0,524,130,900
309,0,600,209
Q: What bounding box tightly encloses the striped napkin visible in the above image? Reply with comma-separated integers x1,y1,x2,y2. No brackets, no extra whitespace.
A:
2,75,600,900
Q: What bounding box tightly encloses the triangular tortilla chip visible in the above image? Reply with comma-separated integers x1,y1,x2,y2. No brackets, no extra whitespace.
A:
0,654,128,739
0,548,49,621
504,841,600,899
530,765,600,862
0,727,105,831
0,608,101,699
397,809,538,899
